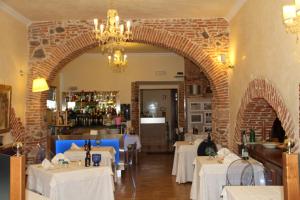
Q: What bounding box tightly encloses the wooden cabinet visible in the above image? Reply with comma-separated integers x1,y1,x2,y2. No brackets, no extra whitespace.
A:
248,144,283,185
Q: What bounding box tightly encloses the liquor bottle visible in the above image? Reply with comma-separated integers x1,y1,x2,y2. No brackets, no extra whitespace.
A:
241,131,249,160
85,150,91,167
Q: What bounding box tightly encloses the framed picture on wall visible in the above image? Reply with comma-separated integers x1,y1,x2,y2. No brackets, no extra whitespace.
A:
204,112,212,124
203,102,212,110
190,113,203,124
204,126,212,133
189,102,202,111
0,85,12,133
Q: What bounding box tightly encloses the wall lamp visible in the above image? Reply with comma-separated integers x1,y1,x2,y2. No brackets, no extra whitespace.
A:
217,54,234,69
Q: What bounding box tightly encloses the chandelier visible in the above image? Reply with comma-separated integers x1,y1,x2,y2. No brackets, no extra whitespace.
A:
93,8,132,45
283,0,300,34
108,49,128,72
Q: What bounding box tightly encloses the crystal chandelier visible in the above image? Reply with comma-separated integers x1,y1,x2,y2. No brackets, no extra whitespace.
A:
108,49,128,72
93,8,132,45
283,0,300,34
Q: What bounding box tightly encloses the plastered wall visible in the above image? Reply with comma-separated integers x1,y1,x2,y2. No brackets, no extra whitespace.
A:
229,0,300,148
0,10,28,124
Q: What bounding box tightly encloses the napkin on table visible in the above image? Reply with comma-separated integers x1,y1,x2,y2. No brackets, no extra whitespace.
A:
223,153,240,164
193,138,203,147
70,142,81,150
51,153,70,164
217,148,231,157
41,158,53,169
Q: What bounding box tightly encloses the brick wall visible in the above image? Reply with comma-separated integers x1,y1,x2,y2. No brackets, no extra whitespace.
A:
241,98,277,142
23,18,230,162
234,79,297,152
9,108,26,142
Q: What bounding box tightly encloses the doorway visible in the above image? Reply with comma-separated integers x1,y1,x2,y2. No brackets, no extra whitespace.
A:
139,88,178,152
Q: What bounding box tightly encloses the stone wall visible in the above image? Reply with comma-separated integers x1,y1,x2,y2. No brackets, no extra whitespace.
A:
24,18,230,162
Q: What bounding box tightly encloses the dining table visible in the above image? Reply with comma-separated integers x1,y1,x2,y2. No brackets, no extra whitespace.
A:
221,186,284,200
172,141,197,183
190,156,265,200
27,162,115,200
64,146,116,167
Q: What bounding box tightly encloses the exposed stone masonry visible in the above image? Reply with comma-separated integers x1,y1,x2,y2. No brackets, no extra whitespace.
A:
19,18,231,162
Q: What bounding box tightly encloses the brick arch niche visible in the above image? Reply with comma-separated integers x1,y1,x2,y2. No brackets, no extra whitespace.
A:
234,79,297,151
240,98,277,142
25,20,230,160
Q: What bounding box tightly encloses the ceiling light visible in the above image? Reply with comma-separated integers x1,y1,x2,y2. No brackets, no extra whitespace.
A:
93,5,132,45
282,0,300,35
108,49,128,72
32,77,49,92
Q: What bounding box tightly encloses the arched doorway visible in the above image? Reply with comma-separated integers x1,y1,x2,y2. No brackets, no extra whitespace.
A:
25,25,229,161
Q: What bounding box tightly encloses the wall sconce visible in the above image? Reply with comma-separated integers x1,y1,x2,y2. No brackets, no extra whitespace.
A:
32,77,49,92
217,54,234,69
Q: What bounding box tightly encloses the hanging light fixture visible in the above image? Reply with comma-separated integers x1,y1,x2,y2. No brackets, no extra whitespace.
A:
108,49,128,72
93,0,132,45
282,0,300,35
32,77,49,92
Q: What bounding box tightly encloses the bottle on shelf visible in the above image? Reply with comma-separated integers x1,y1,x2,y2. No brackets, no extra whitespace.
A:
241,130,249,160
85,150,91,167
249,128,256,143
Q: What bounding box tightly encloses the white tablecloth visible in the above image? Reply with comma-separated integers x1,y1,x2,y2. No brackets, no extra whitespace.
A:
221,186,284,200
26,190,49,200
190,156,265,200
64,147,115,167
27,164,114,200
184,134,207,142
124,134,141,151
172,141,198,183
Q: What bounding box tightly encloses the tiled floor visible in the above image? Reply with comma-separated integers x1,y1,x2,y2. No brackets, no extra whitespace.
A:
115,153,191,200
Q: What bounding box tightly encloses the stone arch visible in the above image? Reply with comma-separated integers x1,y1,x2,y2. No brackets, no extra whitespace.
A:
233,79,297,151
26,25,229,152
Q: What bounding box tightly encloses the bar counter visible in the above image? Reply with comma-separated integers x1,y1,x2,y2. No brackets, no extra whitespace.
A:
248,144,283,185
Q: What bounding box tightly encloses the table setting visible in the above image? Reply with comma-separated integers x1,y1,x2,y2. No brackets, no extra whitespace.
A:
26,155,115,200
63,142,116,167
172,138,203,183
190,149,265,200
221,186,284,200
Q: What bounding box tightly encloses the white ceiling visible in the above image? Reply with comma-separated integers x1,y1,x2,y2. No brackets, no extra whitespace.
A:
1,0,246,22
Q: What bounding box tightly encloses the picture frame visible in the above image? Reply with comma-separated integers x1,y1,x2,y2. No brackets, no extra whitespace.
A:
0,85,12,133
203,125,212,133
204,112,212,124
189,102,202,111
203,102,212,110
190,113,203,124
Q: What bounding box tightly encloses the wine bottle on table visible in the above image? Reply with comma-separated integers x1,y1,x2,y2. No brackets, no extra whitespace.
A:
85,150,91,167
241,130,249,160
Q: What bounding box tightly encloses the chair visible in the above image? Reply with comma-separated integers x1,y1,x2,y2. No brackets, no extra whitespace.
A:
251,162,267,185
226,159,254,186
126,143,137,190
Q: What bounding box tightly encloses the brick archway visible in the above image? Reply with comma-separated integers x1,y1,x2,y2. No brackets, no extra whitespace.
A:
233,79,297,151
26,25,229,158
